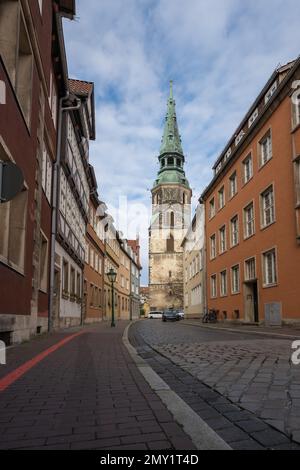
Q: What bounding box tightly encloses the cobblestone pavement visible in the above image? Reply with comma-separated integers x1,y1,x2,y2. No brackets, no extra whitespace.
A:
129,320,300,448
0,322,195,450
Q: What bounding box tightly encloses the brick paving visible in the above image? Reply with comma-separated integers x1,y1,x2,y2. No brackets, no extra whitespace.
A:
0,322,195,450
129,320,300,450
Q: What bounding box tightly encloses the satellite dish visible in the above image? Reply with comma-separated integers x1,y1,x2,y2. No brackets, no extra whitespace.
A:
0,161,24,203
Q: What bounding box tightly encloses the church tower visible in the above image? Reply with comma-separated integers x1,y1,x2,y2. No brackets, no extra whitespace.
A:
149,82,192,311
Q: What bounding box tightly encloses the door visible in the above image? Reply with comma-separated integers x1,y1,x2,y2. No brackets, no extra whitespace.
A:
253,282,259,323
244,281,259,323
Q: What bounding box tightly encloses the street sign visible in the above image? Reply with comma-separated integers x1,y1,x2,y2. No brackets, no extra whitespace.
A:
0,161,24,203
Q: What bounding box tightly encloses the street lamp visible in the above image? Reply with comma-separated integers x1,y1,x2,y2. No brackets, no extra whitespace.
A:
107,268,117,327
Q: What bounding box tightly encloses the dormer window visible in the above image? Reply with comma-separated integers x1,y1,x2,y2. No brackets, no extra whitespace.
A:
235,130,245,146
265,81,278,104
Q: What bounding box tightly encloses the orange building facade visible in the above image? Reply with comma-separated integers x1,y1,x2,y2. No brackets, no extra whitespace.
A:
202,59,300,325
83,166,105,323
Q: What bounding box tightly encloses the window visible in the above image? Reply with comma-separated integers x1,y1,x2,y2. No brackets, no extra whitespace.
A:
244,202,255,238
263,249,277,286
170,211,175,228
166,234,174,252
218,187,225,210
70,267,76,299
230,216,239,247
210,234,216,259
292,91,300,128
0,2,33,125
159,213,163,228
191,285,202,306
265,81,277,104
245,257,256,281
209,198,215,218
211,275,217,299
167,157,174,166
235,130,245,146
63,260,69,294
261,185,275,227
220,270,227,297
248,108,259,128
41,143,52,203
231,265,240,294
260,131,272,167
219,226,227,254
39,232,48,292
243,154,253,184
229,172,237,198
0,168,28,274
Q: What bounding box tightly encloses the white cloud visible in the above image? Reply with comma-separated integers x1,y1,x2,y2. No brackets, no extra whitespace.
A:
63,0,300,283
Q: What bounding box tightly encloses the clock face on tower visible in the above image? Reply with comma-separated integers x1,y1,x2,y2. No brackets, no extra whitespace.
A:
162,188,180,203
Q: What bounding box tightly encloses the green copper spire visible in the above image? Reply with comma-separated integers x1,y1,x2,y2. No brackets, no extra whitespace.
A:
159,80,184,156
153,82,190,189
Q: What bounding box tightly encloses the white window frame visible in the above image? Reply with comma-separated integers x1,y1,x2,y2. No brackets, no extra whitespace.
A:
210,274,217,299
262,248,278,287
248,108,259,128
260,184,275,228
244,256,256,282
231,264,240,294
243,201,255,239
292,91,300,128
229,171,237,199
210,234,217,260
230,215,239,247
259,130,272,167
220,270,227,297
242,154,253,184
265,81,277,104
235,130,245,146
209,197,216,219
219,225,227,254
218,186,225,210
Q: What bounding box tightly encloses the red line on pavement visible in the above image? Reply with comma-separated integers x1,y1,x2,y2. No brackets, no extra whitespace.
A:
0,330,86,392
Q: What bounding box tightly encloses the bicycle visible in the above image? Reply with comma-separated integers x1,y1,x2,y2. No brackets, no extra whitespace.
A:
202,308,219,323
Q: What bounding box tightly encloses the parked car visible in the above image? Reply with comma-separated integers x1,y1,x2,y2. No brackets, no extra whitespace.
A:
162,310,180,322
148,311,163,319
176,310,185,320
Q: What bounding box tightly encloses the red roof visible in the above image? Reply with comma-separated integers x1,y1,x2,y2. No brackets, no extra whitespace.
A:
128,239,141,268
68,78,93,97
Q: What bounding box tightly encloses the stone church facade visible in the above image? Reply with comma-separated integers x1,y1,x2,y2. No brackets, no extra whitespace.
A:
149,82,192,311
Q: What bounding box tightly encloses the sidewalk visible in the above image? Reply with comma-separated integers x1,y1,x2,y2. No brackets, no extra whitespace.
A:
182,319,300,339
0,322,195,450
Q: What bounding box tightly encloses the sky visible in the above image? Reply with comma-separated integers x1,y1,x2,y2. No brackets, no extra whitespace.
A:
63,0,300,285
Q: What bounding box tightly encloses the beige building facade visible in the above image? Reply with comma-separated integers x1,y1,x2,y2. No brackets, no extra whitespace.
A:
182,204,205,318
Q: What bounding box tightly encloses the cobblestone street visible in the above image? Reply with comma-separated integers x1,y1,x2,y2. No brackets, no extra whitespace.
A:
130,320,300,448
0,322,195,450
